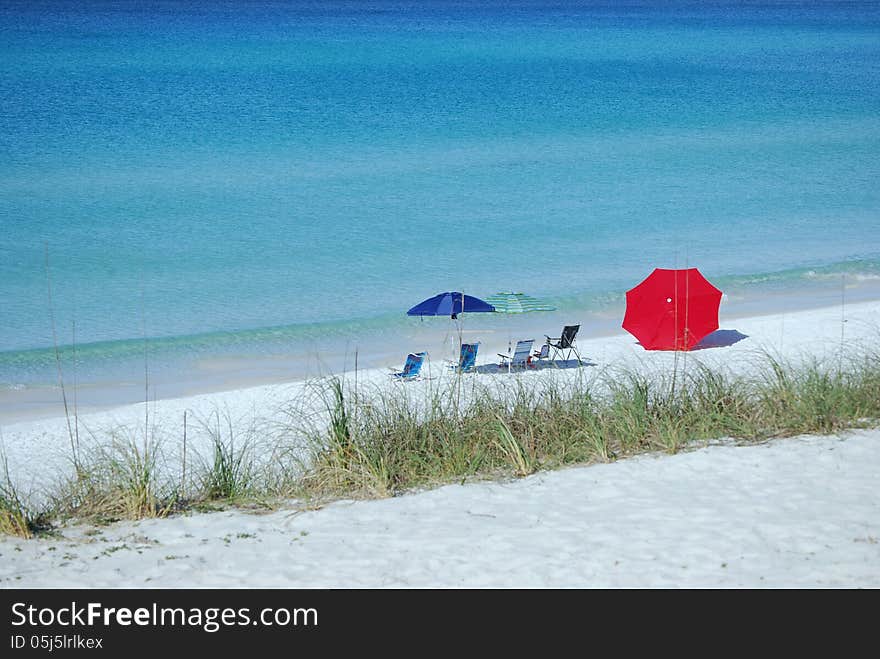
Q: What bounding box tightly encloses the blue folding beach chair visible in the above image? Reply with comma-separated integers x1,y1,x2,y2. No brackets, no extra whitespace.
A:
389,352,426,381
446,342,480,373
498,339,534,372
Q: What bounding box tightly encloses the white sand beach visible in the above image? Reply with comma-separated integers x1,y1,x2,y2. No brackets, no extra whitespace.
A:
1,299,878,587
1,429,877,588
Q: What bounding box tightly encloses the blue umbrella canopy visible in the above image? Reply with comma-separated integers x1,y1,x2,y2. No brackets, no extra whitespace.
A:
407,292,495,319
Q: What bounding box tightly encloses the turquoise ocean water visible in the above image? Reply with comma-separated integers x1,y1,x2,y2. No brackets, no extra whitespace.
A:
1,1,879,406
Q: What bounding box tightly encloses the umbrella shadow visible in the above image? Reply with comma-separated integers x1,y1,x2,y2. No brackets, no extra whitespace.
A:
691,329,749,350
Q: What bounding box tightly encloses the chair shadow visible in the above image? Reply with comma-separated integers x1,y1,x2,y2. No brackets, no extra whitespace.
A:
472,358,596,375
691,329,749,350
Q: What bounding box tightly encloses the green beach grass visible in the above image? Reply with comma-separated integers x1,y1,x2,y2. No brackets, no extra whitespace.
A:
296,350,880,499
2,347,879,538
0,443,50,539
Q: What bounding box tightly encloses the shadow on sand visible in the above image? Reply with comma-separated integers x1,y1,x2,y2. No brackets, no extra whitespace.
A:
470,358,596,375
691,329,749,350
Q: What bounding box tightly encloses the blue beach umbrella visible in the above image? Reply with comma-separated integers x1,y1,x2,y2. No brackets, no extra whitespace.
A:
406,292,495,319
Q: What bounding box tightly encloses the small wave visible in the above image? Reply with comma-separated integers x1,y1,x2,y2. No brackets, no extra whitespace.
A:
718,258,880,289
805,270,880,282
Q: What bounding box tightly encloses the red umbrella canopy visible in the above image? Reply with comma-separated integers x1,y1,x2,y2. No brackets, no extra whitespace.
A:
622,268,722,351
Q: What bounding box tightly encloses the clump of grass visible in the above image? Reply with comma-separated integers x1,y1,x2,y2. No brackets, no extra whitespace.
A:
298,378,397,498
57,426,174,522
493,415,534,477
0,450,46,538
195,411,256,502
755,352,880,436
300,376,610,498
0,491,32,538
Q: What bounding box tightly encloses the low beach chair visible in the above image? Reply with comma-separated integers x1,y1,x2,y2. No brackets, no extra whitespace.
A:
389,352,426,381
446,342,480,373
498,339,534,371
545,325,583,364
531,342,551,365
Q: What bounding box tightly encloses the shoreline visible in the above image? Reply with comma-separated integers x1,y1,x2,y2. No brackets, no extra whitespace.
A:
3,275,880,425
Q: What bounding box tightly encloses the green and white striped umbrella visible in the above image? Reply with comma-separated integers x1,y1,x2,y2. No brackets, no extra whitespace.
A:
485,292,556,314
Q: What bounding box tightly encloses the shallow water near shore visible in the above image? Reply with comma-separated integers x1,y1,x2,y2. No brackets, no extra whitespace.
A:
2,280,879,425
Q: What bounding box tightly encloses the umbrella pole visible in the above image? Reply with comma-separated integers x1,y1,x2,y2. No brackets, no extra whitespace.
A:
455,295,463,418
671,265,679,398
456,288,463,362
683,259,690,383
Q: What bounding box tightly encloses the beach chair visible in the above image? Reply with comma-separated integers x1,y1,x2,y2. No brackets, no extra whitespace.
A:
498,339,534,371
389,352,426,381
531,342,551,365
545,325,583,364
446,342,480,373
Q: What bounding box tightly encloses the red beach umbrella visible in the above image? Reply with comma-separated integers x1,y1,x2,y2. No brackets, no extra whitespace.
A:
622,268,722,351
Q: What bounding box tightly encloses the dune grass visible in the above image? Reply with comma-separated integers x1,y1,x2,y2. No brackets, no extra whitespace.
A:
0,443,48,539
2,348,879,537
296,351,880,499
53,426,176,524
195,411,257,502
1,474,38,539
49,410,267,525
